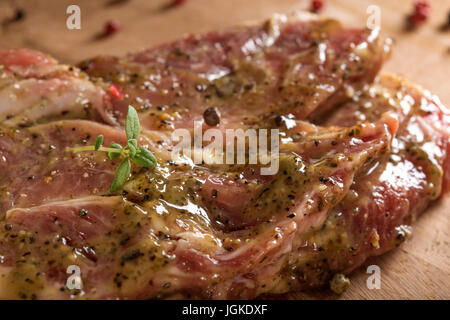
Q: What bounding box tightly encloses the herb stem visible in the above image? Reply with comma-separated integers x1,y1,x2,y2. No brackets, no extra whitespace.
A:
66,146,123,153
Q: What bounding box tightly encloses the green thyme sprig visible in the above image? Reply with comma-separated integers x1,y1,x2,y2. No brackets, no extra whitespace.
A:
67,105,157,193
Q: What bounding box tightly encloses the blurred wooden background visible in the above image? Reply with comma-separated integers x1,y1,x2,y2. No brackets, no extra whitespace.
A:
0,0,449,299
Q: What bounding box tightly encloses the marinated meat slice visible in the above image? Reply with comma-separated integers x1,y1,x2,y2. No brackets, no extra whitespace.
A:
0,49,105,127
281,74,450,290
0,120,131,215
0,117,395,299
79,13,389,132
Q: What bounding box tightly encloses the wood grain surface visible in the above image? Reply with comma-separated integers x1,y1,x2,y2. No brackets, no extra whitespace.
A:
0,0,449,299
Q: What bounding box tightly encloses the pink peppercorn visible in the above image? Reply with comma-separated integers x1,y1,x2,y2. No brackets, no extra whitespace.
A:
412,1,430,26
105,19,121,35
311,0,324,13
110,84,124,99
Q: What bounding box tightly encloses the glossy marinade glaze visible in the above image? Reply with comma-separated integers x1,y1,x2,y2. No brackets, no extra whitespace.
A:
0,13,448,299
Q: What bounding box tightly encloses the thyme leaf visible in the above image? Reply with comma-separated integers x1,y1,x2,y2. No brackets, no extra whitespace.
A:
66,105,157,193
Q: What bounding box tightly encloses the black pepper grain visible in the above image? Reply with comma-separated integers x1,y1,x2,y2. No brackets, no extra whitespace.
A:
203,107,220,126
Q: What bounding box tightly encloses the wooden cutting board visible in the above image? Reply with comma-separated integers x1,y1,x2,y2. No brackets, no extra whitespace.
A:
0,0,449,299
